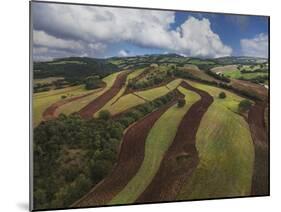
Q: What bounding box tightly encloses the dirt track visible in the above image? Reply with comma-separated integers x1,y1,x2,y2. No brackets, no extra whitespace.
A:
136,81,213,203
248,102,269,196
78,72,128,119
72,93,180,207
42,88,103,120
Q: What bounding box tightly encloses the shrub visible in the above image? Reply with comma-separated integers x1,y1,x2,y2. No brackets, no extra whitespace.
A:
178,98,186,107
127,110,143,121
98,110,111,120
118,117,135,127
85,76,103,90
61,95,67,99
239,99,252,112
218,92,226,99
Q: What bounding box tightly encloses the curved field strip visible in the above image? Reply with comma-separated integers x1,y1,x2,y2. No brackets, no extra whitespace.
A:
135,86,169,101
178,66,217,82
53,72,120,116
33,85,90,126
127,67,146,80
185,79,246,113
231,79,268,101
97,79,183,117
166,78,182,90
177,101,254,200
176,81,254,200
96,94,146,117
248,102,269,195
34,85,81,99
136,81,213,202
211,65,238,73
95,69,146,116
72,96,179,207
43,87,105,120
34,76,64,84
78,72,128,118
109,86,200,204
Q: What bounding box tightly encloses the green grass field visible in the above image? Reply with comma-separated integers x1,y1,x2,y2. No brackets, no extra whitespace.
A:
135,78,183,101
109,86,200,204
127,68,146,80
99,94,146,116
177,101,254,200
166,79,183,90
97,78,184,116
186,80,246,113
178,66,216,82
34,77,64,84
33,85,91,126
135,86,170,101
223,70,268,80
188,59,215,65
33,72,121,126
47,60,86,65
95,69,146,116
55,71,122,116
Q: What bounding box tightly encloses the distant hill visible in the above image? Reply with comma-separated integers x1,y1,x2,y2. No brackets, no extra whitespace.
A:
213,56,268,65
34,57,119,79
34,55,268,80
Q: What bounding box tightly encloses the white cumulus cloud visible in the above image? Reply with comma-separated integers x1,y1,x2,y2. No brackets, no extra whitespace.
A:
240,33,268,58
171,17,232,57
33,30,83,50
32,3,232,59
118,50,129,57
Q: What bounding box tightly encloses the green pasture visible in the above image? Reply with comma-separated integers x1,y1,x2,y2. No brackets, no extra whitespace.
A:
166,79,183,90
99,94,146,116
135,79,183,101
47,60,86,65
177,101,254,200
34,77,64,84
186,80,245,113
33,85,90,126
97,78,184,117
56,71,121,116
33,72,120,126
188,59,215,65
127,68,146,80
135,86,170,101
178,66,216,82
95,69,146,116
223,70,268,80
109,86,200,204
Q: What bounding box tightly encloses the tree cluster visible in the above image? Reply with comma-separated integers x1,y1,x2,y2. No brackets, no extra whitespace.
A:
33,90,177,210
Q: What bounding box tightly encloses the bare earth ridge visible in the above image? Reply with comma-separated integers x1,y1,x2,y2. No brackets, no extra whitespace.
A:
72,91,182,207
136,81,213,203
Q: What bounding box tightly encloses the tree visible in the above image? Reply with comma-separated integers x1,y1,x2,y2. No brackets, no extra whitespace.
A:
98,110,111,120
218,91,226,99
85,76,102,90
239,99,252,112
178,98,186,108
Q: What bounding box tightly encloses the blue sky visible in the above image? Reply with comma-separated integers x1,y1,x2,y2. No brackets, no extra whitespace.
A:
32,2,269,61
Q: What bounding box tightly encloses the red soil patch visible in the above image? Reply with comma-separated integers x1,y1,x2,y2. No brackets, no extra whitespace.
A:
111,78,174,107
136,81,213,203
231,79,268,101
42,87,104,121
78,72,128,119
248,102,269,196
72,93,181,207
123,67,152,95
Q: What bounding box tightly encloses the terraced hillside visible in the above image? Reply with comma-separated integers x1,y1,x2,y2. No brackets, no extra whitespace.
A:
33,56,269,210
